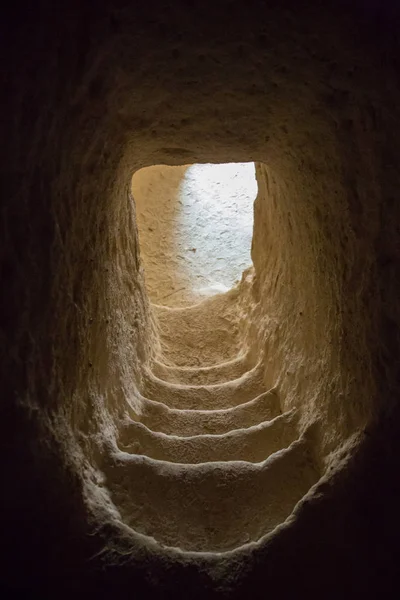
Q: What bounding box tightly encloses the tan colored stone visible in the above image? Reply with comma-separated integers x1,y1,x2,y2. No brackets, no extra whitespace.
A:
2,2,400,597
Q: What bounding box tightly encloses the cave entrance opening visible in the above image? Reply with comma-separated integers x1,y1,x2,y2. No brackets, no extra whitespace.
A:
131,162,257,308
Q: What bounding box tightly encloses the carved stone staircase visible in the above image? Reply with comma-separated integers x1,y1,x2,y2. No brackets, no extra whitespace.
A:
103,291,320,553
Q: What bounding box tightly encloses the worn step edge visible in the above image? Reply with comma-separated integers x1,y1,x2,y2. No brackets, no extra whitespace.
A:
141,362,266,410
127,389,282,436
150,351,252,385
151,286,240,315
118,410,298,464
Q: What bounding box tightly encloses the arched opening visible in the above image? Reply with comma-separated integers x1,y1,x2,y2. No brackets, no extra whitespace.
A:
131,162,257,307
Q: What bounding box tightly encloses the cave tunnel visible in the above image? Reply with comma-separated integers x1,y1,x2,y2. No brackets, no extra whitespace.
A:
2,1,400,598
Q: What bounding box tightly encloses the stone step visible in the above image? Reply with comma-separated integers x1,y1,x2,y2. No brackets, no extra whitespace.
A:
153,289,244,367
128,389,281,437
118,410,298,464
103,437,319,552
141,362,266,410
150,352,252,386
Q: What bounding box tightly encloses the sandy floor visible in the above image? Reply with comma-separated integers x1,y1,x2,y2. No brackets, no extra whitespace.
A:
132,163,257,306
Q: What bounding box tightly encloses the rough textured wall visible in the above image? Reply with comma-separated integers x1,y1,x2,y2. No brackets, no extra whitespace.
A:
1,1,400,597
251,155,374,458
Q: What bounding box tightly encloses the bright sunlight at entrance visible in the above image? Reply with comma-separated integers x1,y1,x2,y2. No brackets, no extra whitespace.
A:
131,162,257,307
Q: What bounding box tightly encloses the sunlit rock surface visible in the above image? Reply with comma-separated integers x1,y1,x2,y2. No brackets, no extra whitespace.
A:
132,163,256,306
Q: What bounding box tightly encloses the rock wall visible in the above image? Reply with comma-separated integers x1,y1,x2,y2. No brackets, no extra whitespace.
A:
1,1,400,597
251,155,374,458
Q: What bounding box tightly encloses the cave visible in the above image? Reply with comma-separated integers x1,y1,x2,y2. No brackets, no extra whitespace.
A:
2,2,400,598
